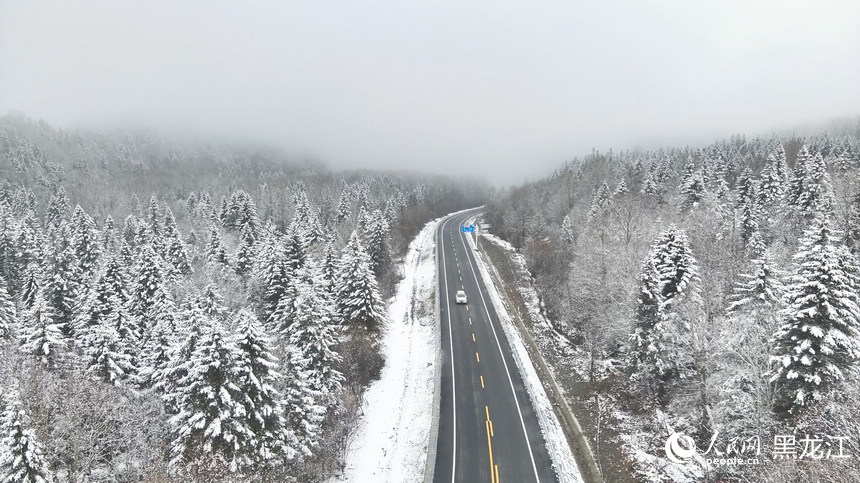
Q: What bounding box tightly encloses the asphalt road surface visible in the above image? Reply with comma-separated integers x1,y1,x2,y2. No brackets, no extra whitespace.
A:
433,209,559,483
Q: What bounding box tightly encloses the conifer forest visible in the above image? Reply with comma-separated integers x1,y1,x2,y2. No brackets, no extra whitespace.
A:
0,114,484,482
485,119,860,481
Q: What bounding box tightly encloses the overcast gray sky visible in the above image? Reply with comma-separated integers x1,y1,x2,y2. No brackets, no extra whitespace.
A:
1,1,859,185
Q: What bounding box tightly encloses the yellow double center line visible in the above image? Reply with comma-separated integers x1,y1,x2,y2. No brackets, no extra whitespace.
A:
485,405,500,483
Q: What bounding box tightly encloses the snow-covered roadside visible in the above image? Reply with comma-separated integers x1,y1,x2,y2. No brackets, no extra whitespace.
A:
464,217,585,483
479,232,560,339
333,218,439,483
334,208,479,483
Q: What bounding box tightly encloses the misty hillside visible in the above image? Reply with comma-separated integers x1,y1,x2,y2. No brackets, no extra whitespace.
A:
484,119,860,481
0,114,486,482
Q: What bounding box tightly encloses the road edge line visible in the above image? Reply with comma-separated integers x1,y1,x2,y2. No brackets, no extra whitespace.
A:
474,229,604,483
423,208,482,483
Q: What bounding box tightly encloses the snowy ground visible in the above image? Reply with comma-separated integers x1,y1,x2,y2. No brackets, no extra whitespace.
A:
478,228,698,482
467,218,585,483
332,217,439,482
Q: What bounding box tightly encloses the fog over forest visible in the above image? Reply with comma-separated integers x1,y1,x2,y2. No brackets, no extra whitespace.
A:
2,0,859,184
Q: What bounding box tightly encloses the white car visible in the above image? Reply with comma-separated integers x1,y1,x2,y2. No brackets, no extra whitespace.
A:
455,290,467,304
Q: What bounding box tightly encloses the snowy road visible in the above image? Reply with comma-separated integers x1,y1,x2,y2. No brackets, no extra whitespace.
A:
433,210,559,483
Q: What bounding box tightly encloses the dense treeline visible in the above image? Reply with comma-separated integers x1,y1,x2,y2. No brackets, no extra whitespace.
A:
486,119,860,481
0,113,486,482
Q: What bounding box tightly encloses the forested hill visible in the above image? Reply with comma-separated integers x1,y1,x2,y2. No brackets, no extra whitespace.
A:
0,113,486,482
485,119,860,481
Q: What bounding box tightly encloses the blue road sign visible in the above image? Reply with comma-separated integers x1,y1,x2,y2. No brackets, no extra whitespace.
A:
461,224,475,233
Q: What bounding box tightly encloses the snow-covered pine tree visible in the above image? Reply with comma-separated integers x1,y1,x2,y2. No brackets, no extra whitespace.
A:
283,221,307,275
383,199,397,225
708,154,730,198
185,192,198,214
269,264,315,337
0,384,54,483
168,320,263,472
45,186,69,230
0,276,15,340
136,313,176,392
129,244,175,340
147,194,160,236
83,320,136,386
321,241,339,289
121,215,138,248
561,215,575,244
70,205,102,281
239,194,261,238
770,216,860,414
629,225,702,400
221,191,242,229
232,308,296,462
280,357,324,458
197,192,213,219
292,189,321,243
42,242,79,336
129,192,142,217
19,265,40,312
680,158,695,187
335,189,351,224
102,215,117,254
205,225,230,267
199,284,227,322
652,226,700,306
234,223,256,276
75,257,141,370
656,155,673,183
758,150,787,209
257,235,290,320
727,249,785,315
739,194,760,245
641,175,661,203
796,151,833,219
151,304,210,407
162,205,193,276
0,210,18,287
785,144,811,208
284,273,343,404
18,292,67,369
772,142,789,180
629,258,674,396
75,255,130,339
13,220,41,290
364,210,390,276
846,189,860,254
356,205,370,234
0,182,10,205
613,180,629,197
678,170,706,212
745,230,767,259
116,238,136,277
587,182,612,220
16,189,37,217
734,169,756,210
335,232,385,333
221,190,261,236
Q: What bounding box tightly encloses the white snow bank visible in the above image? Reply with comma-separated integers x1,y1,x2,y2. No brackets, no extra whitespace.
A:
333,217,439,482
481,232,556,336
466,217,584,483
